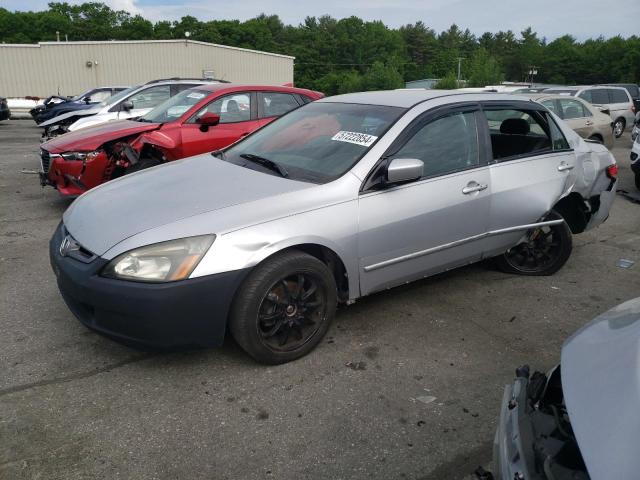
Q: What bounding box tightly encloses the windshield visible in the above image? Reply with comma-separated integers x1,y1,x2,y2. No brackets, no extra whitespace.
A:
223,102,406,183
71,89,93,102
100,86,139,107
142,88,210,123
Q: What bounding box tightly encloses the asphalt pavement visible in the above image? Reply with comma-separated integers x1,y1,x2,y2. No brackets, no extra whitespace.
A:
1,119,639,479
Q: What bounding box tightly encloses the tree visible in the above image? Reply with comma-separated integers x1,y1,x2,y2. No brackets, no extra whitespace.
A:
433,72,458,89
467,48,503,87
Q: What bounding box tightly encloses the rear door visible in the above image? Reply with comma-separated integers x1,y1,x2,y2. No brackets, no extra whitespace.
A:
257,91,302,127
179,91,261,158
480,102,576,257
358,105,491,295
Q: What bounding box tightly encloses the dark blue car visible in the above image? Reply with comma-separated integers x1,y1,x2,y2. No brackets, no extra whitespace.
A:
30,87,127,124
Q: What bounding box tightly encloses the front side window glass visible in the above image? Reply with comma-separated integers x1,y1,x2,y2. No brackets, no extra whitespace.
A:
192,93,251,124
391,112,479,178
483,109,552,160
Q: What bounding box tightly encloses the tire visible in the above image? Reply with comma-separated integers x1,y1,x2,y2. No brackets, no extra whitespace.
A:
229,250,337,364
495,211,572,276
613,118,625,138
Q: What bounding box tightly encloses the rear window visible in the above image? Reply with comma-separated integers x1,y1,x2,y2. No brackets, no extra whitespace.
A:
609,88,630,103
544,89,577,96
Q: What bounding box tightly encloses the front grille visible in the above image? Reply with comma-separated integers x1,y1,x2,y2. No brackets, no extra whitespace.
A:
41,149,51,173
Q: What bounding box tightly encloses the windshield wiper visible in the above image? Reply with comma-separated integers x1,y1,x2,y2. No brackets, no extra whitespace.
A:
240,153,288,178
211,149,226,160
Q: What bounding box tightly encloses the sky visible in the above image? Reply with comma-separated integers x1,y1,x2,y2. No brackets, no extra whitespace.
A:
5,0,640,41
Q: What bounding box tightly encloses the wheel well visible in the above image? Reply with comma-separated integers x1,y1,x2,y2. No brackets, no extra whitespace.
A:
278,244,350,303
588,133,603,142
553,193,589,234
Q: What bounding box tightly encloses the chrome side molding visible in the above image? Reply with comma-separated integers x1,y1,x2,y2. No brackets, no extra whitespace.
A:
363,219,565,272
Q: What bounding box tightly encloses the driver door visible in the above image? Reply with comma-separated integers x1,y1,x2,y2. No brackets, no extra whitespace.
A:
357,107,491,295
180,92,261,158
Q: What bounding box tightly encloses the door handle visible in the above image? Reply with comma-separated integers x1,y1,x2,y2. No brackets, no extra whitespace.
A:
585,120,594,126
557,162,574,172
462,182,488,194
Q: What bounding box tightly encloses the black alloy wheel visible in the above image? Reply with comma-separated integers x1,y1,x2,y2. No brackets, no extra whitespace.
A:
496,211,572,276
229,250,337,364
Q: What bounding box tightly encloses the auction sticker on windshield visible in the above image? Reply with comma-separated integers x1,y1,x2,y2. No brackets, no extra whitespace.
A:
331,131,378,147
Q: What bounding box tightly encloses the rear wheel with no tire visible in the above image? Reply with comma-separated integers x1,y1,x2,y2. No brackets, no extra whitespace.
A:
229,250,337,364
495,211,572,276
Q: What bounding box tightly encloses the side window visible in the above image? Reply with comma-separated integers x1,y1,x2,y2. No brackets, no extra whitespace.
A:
609,88,629,103
192,93,251,124
260,92,300,118
391,111,479,178
589,89,609,105
483,109,552,160
127,85,171,109
559,99,587,119
547,115,570,150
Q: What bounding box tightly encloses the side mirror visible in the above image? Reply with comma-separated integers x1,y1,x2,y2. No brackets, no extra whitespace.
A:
197,113,220,132
121,100,134,111
387,158,424,183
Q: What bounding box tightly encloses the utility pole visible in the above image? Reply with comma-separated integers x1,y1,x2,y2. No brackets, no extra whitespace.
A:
56,31,60,42
528,66,538,85
456,57,465,87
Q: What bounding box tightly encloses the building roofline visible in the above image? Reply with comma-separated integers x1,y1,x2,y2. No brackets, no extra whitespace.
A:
0,39,295,60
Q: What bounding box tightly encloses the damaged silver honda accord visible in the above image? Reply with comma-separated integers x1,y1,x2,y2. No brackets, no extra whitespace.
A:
491,298,640,480
50,90,618,364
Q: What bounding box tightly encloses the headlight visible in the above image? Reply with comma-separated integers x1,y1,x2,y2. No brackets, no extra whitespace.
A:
61,150,101,161
102,235,215,282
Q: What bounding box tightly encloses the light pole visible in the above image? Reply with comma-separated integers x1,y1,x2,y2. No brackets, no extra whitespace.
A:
456,57,465,86
528,66,538,85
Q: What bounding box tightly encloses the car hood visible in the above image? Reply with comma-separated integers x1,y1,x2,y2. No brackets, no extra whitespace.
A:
561,297,640,480
42,120,160,153
63,155,317,256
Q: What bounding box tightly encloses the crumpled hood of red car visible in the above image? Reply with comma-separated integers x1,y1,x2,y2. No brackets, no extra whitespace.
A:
42,119,160,153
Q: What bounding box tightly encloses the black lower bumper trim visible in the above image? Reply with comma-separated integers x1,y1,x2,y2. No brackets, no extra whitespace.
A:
50,223,249,349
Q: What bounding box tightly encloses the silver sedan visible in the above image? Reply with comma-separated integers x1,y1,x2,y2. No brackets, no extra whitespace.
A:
50,90,618,364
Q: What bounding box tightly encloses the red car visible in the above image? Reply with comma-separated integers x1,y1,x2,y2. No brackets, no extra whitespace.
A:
39,84,323,197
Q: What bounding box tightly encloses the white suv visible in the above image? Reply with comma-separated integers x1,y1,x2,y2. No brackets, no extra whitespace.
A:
544,85,635,138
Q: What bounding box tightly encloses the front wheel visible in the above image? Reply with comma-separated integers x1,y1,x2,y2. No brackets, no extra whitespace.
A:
495,211,572,276
229,251,337,364
613,118,625,138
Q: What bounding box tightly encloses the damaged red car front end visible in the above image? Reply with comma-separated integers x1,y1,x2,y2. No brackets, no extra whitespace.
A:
38,84,324,197
39,119,161,196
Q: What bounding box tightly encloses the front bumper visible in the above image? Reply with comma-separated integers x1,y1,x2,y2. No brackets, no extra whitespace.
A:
49,223,248,349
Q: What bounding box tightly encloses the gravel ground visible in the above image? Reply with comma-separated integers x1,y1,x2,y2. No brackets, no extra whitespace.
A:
1,119,639,480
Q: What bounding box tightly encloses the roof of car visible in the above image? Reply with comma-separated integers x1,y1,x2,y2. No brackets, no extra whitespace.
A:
189,83,320,95
317,89,532,108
